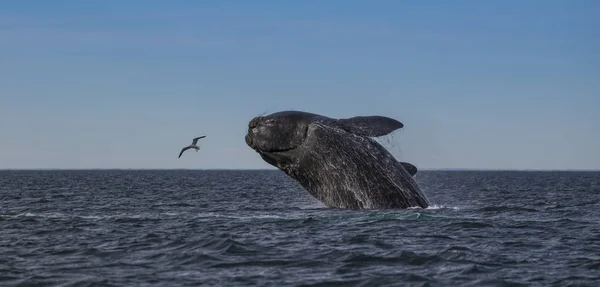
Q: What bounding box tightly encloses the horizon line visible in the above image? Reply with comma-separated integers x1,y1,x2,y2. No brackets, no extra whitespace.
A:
0,168,599,172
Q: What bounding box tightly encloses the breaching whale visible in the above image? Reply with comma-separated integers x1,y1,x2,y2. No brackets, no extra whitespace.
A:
245,110,430,209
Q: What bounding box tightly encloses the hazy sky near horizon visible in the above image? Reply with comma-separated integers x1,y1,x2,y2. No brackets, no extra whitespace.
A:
1,0,599,170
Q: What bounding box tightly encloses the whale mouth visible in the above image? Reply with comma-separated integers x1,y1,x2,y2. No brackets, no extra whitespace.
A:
245,133,296,154
262,147,295,154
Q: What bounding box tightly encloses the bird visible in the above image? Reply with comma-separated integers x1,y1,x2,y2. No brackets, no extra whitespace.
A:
178,136,206,158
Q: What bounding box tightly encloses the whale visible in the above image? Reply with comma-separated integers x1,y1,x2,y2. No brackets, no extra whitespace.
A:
245,110,430,209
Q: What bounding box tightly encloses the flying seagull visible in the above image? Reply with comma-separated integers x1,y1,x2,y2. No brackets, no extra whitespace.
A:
178,136,206,158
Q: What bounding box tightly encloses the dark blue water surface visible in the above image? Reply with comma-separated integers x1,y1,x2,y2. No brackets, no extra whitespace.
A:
1,170,599,286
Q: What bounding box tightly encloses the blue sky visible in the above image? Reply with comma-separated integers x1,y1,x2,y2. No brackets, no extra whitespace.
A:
1,0,598,170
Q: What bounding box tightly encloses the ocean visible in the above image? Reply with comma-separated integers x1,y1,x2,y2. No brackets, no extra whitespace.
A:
1,170,599,286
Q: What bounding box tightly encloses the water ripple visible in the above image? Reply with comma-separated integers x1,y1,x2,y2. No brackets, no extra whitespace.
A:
1,170,599,286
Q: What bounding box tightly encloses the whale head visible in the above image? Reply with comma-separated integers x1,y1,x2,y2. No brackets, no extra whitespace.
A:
245,111,317,169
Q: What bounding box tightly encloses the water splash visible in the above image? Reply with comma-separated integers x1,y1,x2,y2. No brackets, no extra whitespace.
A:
374,132,404,161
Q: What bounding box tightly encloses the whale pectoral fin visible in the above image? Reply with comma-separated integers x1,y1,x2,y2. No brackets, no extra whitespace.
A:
338,116,404,137
400,162,418,177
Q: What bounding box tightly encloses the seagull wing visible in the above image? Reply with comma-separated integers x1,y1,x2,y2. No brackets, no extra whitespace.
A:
178,146,192,158
191,135,206,145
